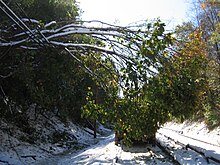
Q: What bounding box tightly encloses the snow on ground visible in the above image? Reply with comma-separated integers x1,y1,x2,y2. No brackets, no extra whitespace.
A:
54,121,220,165
0,118,103,165
0,105,107,165
163,121,220,146
1,116,220,165
157,121,220,165
53,133,173,165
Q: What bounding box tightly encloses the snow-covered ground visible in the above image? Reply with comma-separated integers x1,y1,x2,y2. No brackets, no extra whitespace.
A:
157,121,220,165
0,106,111,165
35,121,220,165
33,122,220,165
162,121,220,147
1,116,220,165
55,134,173,165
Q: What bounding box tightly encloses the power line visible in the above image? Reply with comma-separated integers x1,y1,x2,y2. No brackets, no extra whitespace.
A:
0,0,44,47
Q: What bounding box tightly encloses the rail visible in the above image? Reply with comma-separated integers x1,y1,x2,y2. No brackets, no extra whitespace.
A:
157,131,220,164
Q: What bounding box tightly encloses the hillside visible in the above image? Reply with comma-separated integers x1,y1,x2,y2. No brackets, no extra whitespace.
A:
0,106,112,164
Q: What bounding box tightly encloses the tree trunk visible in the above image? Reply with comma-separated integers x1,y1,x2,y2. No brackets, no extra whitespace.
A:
93,119,96,138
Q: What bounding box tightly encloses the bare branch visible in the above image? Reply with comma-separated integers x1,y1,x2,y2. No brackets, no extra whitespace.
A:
0,38,28,46
0,72,13,79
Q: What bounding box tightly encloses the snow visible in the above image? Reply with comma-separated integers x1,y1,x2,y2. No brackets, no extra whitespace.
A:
163,121,220,146
57,134,173,165
1,114,220,165
55,121,220,165
157,121,220,165
157,134,211,164
46,28,121,40
0,153,23,165
0,105,96,165
0,38,28,46
44,21,57,28
59,134,116,164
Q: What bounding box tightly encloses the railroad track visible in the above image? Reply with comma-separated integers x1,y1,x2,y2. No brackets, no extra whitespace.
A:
113,128,220,164
114,142,176,164
155,140,181,165
156,131,220,165
162,127,220,148
115,134,220,164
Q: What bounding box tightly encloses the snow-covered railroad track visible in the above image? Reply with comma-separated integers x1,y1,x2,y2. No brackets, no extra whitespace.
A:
157,131,220,165
56,133,178,165
162,128,220,148
116,143,177,165
155,139,181,165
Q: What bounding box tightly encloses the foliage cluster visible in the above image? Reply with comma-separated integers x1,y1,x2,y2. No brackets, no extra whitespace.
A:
174,0,220,128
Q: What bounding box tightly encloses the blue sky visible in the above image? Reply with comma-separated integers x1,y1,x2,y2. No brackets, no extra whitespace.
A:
77,0,191,29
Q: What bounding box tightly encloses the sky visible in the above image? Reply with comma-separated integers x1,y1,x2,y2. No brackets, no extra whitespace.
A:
76,0,191,29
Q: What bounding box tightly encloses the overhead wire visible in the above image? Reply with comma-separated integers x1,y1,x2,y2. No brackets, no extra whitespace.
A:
15,1,112,83
0,0,120,86
0,0,44,47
